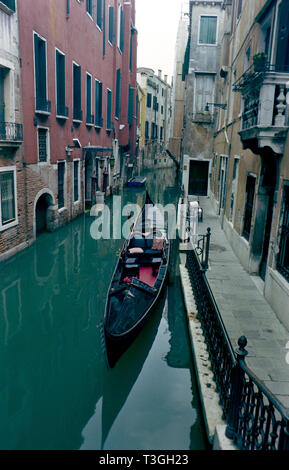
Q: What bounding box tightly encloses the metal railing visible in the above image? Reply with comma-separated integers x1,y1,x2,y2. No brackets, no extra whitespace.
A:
0,122,23,142
186,241,289,450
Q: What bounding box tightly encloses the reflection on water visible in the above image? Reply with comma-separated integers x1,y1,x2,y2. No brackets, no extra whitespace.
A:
0,168,207,450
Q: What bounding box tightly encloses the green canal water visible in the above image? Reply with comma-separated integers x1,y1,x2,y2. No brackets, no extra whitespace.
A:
0,168,208,450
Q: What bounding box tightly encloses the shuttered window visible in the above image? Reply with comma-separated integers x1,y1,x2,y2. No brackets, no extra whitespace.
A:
107,89,112,130
56,50,67,117
115,69,121,119
242,175,256,241
73,63,82,121
145,121,149,138
86,73,93,124
58,162,65,209
86,0,93,16
195,74,215,112
96,0,103,29
0,171,15,225
108,6,115,44
199,16,217,45
118,5,124,52
74,161,79,202
34,33,49,112
95,79,103,127
275,0,289,72
147,93,152,108
128,86,134,125
277,185,289,282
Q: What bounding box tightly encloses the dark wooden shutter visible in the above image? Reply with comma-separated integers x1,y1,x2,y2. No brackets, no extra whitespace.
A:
115,69,121,118
107,89,112,129
109,7,115,44
275,0,289,72
128,86,134,125
56,51,65,115
120,7,124,52
34,34,47,110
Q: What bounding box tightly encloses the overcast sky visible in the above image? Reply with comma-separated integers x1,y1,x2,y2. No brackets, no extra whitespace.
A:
135,0,189,82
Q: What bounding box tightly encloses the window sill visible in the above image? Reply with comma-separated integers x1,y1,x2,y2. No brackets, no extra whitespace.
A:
86,122,95,127
35,109,51,116
58,207,67,213
73,119,83,124
56,114,69,120
0,219,18,232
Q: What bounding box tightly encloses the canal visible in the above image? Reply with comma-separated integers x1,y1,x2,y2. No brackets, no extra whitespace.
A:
0,167,208,450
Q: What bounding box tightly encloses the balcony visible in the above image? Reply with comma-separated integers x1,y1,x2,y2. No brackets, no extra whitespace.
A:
0,122,23,147
234,63,289,155
86,114,95,126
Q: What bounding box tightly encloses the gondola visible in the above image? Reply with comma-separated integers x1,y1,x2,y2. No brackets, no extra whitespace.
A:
127,176,147,187
103,192,170,368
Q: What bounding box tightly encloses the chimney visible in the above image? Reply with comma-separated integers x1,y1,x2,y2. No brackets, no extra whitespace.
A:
164,75,168,83
158,69,162,79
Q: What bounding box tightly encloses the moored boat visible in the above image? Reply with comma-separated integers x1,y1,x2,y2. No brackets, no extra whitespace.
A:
103,192,170,367
127,176,147,187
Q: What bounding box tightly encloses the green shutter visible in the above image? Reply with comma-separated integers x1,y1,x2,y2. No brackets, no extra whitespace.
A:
128,86,134,125
115,69,121,119
120,7,124,52
107,89,112,129
56,51,66,116
109,7,115,44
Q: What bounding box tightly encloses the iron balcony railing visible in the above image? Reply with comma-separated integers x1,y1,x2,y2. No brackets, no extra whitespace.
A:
35,99,51,114
56,105,69,119
186,242,289,450
0,122,23,142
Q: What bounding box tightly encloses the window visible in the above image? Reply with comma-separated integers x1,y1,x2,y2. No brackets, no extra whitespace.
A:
34,33,50,113
161,105,164,115
160,126,163,140
74,160,80,202
277,185,289,282
108,6,115,44
128,86,134,126
242,175,256,241
145,121,149,138
86,0,93,17
237,0,242,20
115,69,121,119
106,89,112,130
0,169,16,228
58,162,65,209
147,93,152,108
38,128,49,162
96,0,103,29
117,4,124,52
86,73,94,125
199,16,217,45
153,96,158,111
95,79,103,127
73,63,82,121
56,49,68,117
136,94,139,126
129,30,134,71
195,73,215,112
0,0,16,13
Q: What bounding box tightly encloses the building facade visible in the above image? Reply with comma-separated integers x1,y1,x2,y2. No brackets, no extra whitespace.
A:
169,8,189,164
181,0,225,198
210,0,289,330
0,0,25,261
137,67,173,170
15,0,137,243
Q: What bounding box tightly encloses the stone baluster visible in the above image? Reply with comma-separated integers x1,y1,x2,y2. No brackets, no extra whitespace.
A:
274,84,286,126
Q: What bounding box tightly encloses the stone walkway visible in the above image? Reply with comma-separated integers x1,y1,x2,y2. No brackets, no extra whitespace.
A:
197,196,289,408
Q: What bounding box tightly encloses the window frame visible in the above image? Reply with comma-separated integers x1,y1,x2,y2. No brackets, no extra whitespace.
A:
108,5,115,45
106,88,112,130
73,159,81,204
55,48,68,119
96,0,103,30
86,72,94,126
57,161,66,211
33,31,50,114
37,126,50,164
72,61,82,122
0,165,18,231
198,14,218,46
95,78,103,127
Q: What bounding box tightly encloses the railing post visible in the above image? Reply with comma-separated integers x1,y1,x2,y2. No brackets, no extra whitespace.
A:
203,227,211,271
225,336,248,442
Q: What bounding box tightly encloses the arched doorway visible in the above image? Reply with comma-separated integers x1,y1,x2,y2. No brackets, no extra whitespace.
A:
35,193,53,235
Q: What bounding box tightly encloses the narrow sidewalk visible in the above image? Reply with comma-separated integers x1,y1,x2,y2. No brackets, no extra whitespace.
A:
197,196,289,408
